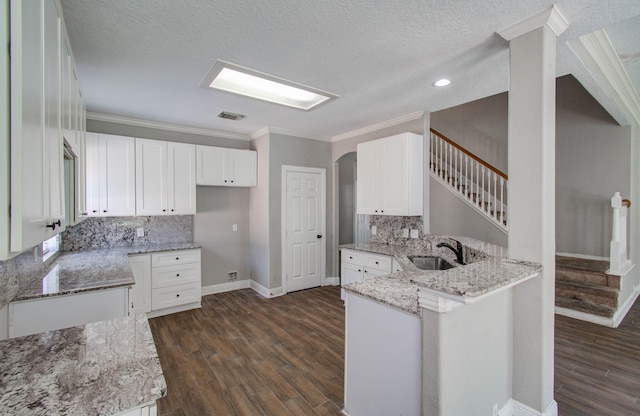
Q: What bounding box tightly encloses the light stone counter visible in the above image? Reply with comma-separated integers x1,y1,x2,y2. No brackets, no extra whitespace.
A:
13,243,200,302
0,314,166,415
340,236,541,313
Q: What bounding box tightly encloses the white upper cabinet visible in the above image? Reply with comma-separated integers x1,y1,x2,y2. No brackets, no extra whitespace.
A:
136,139,196,215
9,0,67,252
85,133,136,217
196,146,257,187
356,132,423,216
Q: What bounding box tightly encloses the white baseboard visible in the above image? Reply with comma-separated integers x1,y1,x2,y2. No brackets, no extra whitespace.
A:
613,284,640,327
324,277,340,286
554,306,615,327
201,280,250,296
556,252,608,261
510,399,557,416
249,280,284,298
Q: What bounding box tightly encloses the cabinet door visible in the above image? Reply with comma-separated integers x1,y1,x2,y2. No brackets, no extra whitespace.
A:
378,135,407,215
101,134,136,216
168,142,196,214
230,149,257,187
85,132,101,216
196,145,226,185
128,254,151,315
136,138,167,215
341,262,364,286
356,140,379,215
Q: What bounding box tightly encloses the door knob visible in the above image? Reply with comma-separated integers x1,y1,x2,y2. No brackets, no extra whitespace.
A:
317,234,323,239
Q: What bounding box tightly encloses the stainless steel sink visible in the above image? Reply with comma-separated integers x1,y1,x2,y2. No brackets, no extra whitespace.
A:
407,256,454,270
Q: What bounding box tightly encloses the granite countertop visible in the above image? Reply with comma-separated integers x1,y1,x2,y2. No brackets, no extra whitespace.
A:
13,242,201,302
340,238,541,314
0,314,166,415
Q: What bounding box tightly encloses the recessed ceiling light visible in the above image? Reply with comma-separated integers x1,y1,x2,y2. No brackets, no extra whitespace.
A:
200,60,339,111
434,78,451,87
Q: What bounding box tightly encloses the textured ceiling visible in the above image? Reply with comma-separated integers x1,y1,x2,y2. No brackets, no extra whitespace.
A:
60,0,640,140
606,14,640,98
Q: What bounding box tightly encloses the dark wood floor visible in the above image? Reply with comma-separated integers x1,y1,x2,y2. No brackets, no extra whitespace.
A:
555,297,640,415
148,286,345,416
149,286,640,416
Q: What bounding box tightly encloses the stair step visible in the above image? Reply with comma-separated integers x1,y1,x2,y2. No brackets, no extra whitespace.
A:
555,280,618,307
556,256,618,288
555,297,616,318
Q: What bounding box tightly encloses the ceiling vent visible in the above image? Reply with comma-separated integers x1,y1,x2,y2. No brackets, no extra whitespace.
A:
217,111,245,121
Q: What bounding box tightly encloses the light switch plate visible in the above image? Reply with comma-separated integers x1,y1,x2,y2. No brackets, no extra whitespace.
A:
402,228,409,238
233,224,238,232
410,229,419,239
136,227,144,237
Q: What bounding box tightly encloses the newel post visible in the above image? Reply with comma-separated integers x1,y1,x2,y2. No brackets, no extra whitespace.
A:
608,192,632,276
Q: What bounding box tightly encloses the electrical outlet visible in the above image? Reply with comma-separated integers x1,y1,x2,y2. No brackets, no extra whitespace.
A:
233,224,238,232
402,228,409,238
136,227,144,237
371,225,377,235
410,229,419,239
228,271,237,281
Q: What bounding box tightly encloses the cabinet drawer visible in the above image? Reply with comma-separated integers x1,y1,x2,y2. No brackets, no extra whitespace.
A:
342,250,366,266
366,254,392,272
151,249,200,267
152,283,201,310
152,263,200,289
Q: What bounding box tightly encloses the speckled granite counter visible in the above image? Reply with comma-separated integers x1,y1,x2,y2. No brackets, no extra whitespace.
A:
0,314,166,415
13,242,200,302
341,237,541,314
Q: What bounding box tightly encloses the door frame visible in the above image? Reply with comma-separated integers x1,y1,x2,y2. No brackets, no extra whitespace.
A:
281,165,327,294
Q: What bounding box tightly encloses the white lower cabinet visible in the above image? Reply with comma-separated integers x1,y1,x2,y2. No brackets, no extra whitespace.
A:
8,287,128,338
129,249,202,318
344,292,421,416
114,402,157,416
340,249,393,300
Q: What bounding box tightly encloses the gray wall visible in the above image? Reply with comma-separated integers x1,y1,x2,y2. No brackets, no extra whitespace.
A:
430,76,632,257
555,76,631,257
86,120,252,287
249,132,332,291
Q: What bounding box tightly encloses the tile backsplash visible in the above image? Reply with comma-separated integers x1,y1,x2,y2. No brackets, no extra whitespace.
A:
60,216,193,251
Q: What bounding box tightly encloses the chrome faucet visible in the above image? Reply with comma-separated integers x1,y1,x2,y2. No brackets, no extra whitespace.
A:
436,239,466,265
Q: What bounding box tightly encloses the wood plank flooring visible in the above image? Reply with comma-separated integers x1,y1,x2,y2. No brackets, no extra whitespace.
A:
149,285,640,416
148,286,345,416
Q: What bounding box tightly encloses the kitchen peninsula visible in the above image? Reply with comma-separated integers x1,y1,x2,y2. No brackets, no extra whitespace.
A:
341,236,542,416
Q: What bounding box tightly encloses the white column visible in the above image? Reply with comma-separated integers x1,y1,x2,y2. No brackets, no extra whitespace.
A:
498,6,568,415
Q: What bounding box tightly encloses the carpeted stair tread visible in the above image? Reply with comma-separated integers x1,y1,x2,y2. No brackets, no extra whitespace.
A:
555,297,616,318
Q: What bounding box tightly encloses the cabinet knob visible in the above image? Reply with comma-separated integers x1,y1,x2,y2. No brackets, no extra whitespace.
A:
92,210,97,213
162,209,166,212
375,210,378,213
358,269,362,272
175,257,180,260
375,261,379,264
349,256,353,259
103,210,107,213
176,273,180,277
364,270,368,273
176,294,180,298
224,180,228,183
171,209,175,212
231,180,234,183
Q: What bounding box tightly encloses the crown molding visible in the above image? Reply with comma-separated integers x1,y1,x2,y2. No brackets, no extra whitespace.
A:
330,111,425,143
86,112,251,141
568,29,640,126
249,126,330,142
498,5,569,41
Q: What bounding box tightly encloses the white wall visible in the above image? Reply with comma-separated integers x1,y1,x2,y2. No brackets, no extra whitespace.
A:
86,120,252,288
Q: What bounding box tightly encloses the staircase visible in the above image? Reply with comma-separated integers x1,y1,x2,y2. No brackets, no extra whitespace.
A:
555,256,619,319
429,129,508,232
429,130,635,326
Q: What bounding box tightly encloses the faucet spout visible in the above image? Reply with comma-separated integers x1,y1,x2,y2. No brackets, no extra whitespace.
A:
436,239,466,265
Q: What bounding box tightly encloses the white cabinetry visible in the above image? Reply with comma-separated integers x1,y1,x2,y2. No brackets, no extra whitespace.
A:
344,292,421,416
8,287,129,338
196,145,257,187
136,139,196,215
356,132,423,216
129,249,202,318
340,249,393,300
86,133,136,216
9,0,67,252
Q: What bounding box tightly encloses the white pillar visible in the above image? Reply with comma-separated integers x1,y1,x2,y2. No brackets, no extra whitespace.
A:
498,6,568,415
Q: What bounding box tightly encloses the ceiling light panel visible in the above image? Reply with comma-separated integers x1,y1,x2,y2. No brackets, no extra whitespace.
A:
201,60,339,111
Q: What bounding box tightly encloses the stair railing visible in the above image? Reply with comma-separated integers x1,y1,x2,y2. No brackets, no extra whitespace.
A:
607,192,633,276
429,129,508,232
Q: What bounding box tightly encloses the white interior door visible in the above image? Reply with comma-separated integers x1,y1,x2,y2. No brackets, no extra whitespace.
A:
283,166,326,293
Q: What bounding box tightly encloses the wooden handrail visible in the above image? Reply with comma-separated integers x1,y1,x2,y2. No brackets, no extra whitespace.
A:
430,128,508,180
623,199,631,208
